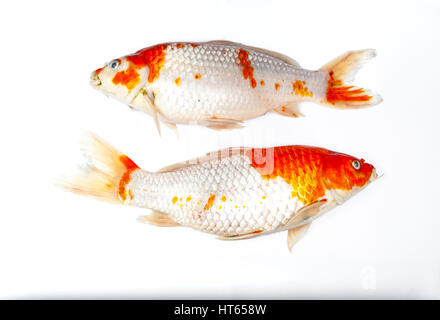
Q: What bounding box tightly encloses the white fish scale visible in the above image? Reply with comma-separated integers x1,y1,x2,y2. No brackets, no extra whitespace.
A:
146,43,328,123
126,154,302,236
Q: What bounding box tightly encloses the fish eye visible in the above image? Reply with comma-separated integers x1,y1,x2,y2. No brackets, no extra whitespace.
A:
109,60,120,70
352,160,361,170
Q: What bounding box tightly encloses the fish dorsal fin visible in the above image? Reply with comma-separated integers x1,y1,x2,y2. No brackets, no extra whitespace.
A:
218,229,263,240
137,211,180,227
207,40,300,67
287,223,311,251
158,147,251,173
285,200,327,228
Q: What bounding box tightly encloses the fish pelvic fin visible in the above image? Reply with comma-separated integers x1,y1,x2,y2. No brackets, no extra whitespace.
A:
137,211,180,227
320,49,382,108
287,223,311,252
57,132,140,204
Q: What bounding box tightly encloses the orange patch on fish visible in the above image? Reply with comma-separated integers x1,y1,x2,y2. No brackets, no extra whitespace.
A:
247,147,326,204
291,80,313,98
260,80,265,86
112,66,141,91
204,194,216,211
275,83,280,90
186,195,192,202
126,44,168,83
174,77,181,86
95,67,104,75
118,155,139,202
238,49,257,88
194,73,202,80
326,71,372,104
172,196,178,204
221,195,226,202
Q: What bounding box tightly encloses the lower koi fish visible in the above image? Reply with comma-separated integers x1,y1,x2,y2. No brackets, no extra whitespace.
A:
90,41,382,134
59,133,378,250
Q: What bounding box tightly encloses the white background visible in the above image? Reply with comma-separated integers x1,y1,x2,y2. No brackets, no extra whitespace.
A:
1,0,439,299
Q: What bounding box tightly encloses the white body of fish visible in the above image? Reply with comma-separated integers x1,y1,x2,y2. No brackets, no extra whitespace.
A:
92,41,382,131
145,42,325,125
60,134,377,248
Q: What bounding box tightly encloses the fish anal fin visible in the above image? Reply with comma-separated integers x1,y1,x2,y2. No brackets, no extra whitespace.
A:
287,223,311,251
285,200,327,228
137,211,180,227
273,103,304,118
204,117,244,130
218,229,263,240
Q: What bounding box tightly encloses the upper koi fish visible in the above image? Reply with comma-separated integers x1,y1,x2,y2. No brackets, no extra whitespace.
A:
91,41,382,134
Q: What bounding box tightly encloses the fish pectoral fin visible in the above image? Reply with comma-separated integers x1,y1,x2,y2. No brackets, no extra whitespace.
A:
151,104,162,136
137,211,180,227
273,103,304,118
287,223,311,252
162,121,179,137
139,93,163,136
285,200,327,228
203,118,244,130
217,229,263,240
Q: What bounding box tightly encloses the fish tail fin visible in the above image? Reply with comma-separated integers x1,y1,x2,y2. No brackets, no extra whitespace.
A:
57,132,140,204
320,49,382,108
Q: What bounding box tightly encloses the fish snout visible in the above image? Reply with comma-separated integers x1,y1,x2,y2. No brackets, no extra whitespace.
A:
90,70,102,87
370,168,378,182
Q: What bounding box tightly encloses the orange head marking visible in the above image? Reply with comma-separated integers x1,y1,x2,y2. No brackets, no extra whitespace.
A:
126,44,168,83
112,66,141,90
90,56,148,107
248,146,376,205
91,44,169,113
322,152,376,191
95,67,104,75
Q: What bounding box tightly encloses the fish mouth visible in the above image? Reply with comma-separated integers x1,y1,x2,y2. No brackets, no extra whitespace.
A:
369,168,379,182
90,71,102,87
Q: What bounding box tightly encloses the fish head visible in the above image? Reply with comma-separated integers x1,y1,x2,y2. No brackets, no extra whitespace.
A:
90,56,148,106
322,151,377,203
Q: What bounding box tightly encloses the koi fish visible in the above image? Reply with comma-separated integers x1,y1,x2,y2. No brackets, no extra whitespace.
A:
59,133,378,250
90,41,382,134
